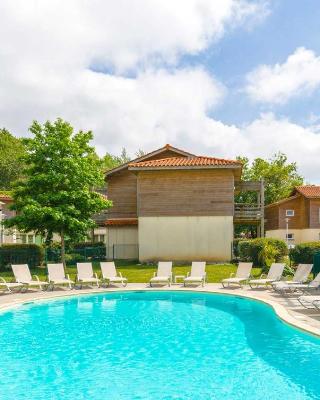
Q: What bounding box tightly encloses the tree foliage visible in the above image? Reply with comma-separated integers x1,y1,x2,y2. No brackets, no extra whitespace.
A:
5,119,111,264
236,153,304,205
101,147,132,171
0,128,26,189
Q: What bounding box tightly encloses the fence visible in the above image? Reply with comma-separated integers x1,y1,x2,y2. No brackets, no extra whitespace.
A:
45,244,139,264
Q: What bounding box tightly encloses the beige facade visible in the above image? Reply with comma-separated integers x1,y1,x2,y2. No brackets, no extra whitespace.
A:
138,216,233,262
266,229,320,244
106,226,139,259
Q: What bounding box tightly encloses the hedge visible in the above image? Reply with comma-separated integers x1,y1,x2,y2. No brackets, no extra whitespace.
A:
289,242,320,264
0,244,44,270
238,238,288,266
45,242,106,264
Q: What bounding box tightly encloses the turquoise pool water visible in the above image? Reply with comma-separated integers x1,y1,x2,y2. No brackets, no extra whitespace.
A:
1,291,320,400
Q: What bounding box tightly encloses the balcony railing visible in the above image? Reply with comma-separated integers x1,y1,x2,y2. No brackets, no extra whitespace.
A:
234,203,263,220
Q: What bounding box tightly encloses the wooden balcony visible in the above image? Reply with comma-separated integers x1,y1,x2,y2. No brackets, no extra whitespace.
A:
234,203,263,224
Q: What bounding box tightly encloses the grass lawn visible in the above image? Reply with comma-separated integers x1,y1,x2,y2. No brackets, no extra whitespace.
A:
0,261,263,283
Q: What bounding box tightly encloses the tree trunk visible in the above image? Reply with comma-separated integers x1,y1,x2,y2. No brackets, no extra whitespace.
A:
61,229,66,267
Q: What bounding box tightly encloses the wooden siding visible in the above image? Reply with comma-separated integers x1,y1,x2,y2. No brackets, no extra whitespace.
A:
145,149,189,161
265,204,279,231
310,199,320,228
105,150,190,218
265,195,311,230
107,170,137,218
137,169,234,217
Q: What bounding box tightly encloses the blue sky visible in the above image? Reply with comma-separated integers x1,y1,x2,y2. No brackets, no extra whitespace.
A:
1,0,320,181
187,0,320,126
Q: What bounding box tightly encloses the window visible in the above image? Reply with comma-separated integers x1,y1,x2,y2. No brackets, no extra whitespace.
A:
286,233,294,241
94,234,106,243
286,210,294,217
20,234,35,244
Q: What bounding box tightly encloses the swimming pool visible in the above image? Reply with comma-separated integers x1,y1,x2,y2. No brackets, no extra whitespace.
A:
1,291,320,399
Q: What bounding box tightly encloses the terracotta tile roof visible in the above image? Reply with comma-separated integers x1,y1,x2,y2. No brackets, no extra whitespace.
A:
129,156,242,169
294,185,320,198
105,144,195,177
105,218,138,226
0,193,12,202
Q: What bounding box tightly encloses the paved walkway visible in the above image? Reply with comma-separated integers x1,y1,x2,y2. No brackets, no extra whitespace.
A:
1,283,320,336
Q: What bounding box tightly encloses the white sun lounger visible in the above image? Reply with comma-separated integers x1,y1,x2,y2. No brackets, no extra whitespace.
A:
11,264,47,291
76,262,100,288
272,264,313,294
221,262,253,288
100,262,128,287
284,271,320,295
0,277,23,293
248,263,285,288
149,262,172,287
184,262,206,287
47,263,74,290
298,293,320,309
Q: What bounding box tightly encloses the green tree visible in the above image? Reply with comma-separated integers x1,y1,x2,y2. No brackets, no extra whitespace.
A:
5,119,111,265
0,128,26,189
135,149,146,158
101,147,132,171
235,153,304,238
237,153,304,205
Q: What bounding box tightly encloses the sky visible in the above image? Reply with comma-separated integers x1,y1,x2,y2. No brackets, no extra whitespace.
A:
1,0,320,182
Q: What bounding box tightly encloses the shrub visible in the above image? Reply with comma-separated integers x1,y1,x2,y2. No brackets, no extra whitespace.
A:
0,244,44,270
65,253,86,265
289,242,320,264
232,239,247,258
238,238,287,267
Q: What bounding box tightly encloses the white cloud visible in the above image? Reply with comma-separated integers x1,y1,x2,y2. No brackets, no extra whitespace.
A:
2,0,319,183
0,0,265,73
245,47,320,104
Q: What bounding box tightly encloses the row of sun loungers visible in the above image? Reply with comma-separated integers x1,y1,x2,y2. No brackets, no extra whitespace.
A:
0,262,128,293
1,262,320,311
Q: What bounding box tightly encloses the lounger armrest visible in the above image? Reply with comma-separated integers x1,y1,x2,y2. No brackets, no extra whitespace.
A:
0,277,7,284
94,272,99,280
187,272,190,277
66,274,71,281
260,273,267,279
33,275,40,282
229,272,235,278
119,272,123,278
153,272,156,278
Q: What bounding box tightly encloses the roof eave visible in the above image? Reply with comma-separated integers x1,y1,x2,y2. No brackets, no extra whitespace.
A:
128,164,242,172
265,194,301,208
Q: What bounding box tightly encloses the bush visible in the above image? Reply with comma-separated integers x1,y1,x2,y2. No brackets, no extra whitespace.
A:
65,253,86,265
45,242,106,263
232,239,247,258
0,244,44,270
289,242,320,264
238,238,288,267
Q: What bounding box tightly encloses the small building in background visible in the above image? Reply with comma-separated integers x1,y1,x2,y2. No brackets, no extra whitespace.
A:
265,185,320,245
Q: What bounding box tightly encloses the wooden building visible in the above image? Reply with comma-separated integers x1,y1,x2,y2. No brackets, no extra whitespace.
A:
104,144,264,261
265,186,320,245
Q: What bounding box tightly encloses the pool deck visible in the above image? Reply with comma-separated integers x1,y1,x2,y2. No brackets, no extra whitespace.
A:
1,283,320,337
